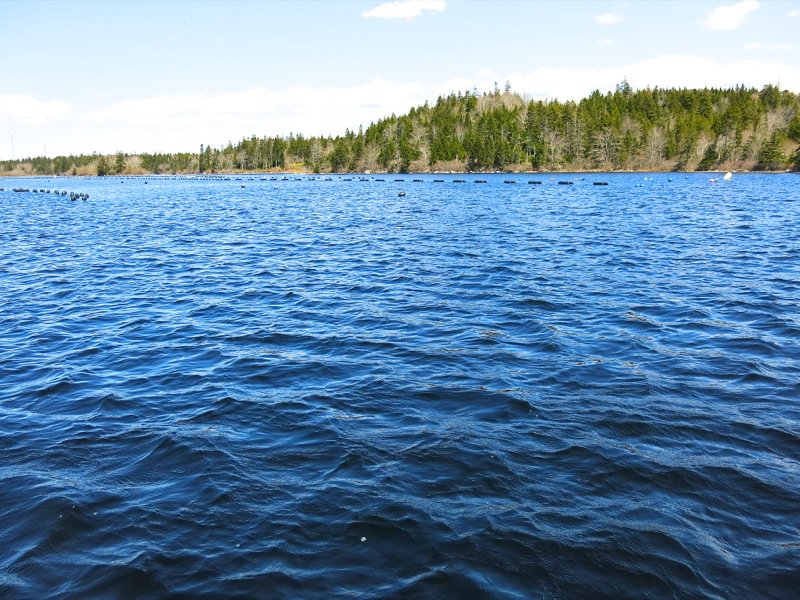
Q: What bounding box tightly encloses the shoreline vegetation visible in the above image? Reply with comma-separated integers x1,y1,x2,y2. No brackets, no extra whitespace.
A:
3,83,799,177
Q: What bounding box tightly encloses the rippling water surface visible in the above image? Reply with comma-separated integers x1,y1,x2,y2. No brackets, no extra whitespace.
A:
1,173,799,598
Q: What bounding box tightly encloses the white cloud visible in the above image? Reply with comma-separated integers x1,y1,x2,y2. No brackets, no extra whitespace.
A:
743,41,794,51
704,0,759,31
789,9,800,17
361,0,445,20
0,94,71,125
502,54,800,102
5,54,800,158
597,39,613,46
73,79,433,154
595,13,620,25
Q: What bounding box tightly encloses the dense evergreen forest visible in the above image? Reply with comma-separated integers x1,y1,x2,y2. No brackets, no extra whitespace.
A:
3,83,800,176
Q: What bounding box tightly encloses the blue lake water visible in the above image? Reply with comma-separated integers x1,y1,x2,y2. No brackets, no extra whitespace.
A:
1,173,799,598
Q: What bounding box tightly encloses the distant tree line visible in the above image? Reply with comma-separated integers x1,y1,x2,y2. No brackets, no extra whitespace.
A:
3,84,799,176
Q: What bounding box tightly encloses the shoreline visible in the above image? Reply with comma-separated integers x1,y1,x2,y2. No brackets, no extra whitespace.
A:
2,164,797,178
1,169,795,178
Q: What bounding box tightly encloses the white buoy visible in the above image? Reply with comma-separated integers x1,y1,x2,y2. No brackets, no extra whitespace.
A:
723,171,733,180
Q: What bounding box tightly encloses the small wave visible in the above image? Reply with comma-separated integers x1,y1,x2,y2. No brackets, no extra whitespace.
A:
2,174,799,597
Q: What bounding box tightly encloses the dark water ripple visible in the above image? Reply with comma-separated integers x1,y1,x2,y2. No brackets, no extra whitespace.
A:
1,174,799,598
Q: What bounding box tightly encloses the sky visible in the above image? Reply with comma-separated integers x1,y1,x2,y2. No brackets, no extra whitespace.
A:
1,0,799,159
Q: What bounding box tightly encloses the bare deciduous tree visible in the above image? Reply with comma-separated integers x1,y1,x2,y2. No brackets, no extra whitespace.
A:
592,127,618,169
645,127,666,169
